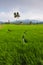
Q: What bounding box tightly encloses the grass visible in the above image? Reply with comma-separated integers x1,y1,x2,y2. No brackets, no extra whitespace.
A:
0,24,43,65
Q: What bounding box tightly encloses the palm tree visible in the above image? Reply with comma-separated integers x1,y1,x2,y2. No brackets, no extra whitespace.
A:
14,12,20,19
14,12,17,18
17,12,20,18
14,12,20,24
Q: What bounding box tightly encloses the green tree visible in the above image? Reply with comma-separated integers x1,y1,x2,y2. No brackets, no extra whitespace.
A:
29,21,32,24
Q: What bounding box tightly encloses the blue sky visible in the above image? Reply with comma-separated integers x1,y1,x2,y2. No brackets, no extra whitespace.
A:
0,0,43,21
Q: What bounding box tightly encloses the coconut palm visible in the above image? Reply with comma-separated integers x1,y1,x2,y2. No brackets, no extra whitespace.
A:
14,12,20,19
14,12,17,18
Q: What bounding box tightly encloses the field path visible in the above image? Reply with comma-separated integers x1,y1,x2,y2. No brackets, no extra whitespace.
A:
22,30,28,44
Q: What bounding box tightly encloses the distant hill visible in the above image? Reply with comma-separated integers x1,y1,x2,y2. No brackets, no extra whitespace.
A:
0,19,43,24
0,21,4,24
11,19,43,24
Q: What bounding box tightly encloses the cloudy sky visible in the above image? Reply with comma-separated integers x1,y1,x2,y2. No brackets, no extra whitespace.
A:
0,0,43,21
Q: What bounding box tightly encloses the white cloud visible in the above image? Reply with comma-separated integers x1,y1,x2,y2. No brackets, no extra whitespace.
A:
0,8,22,22
0,11,14,22
0,8,43,22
